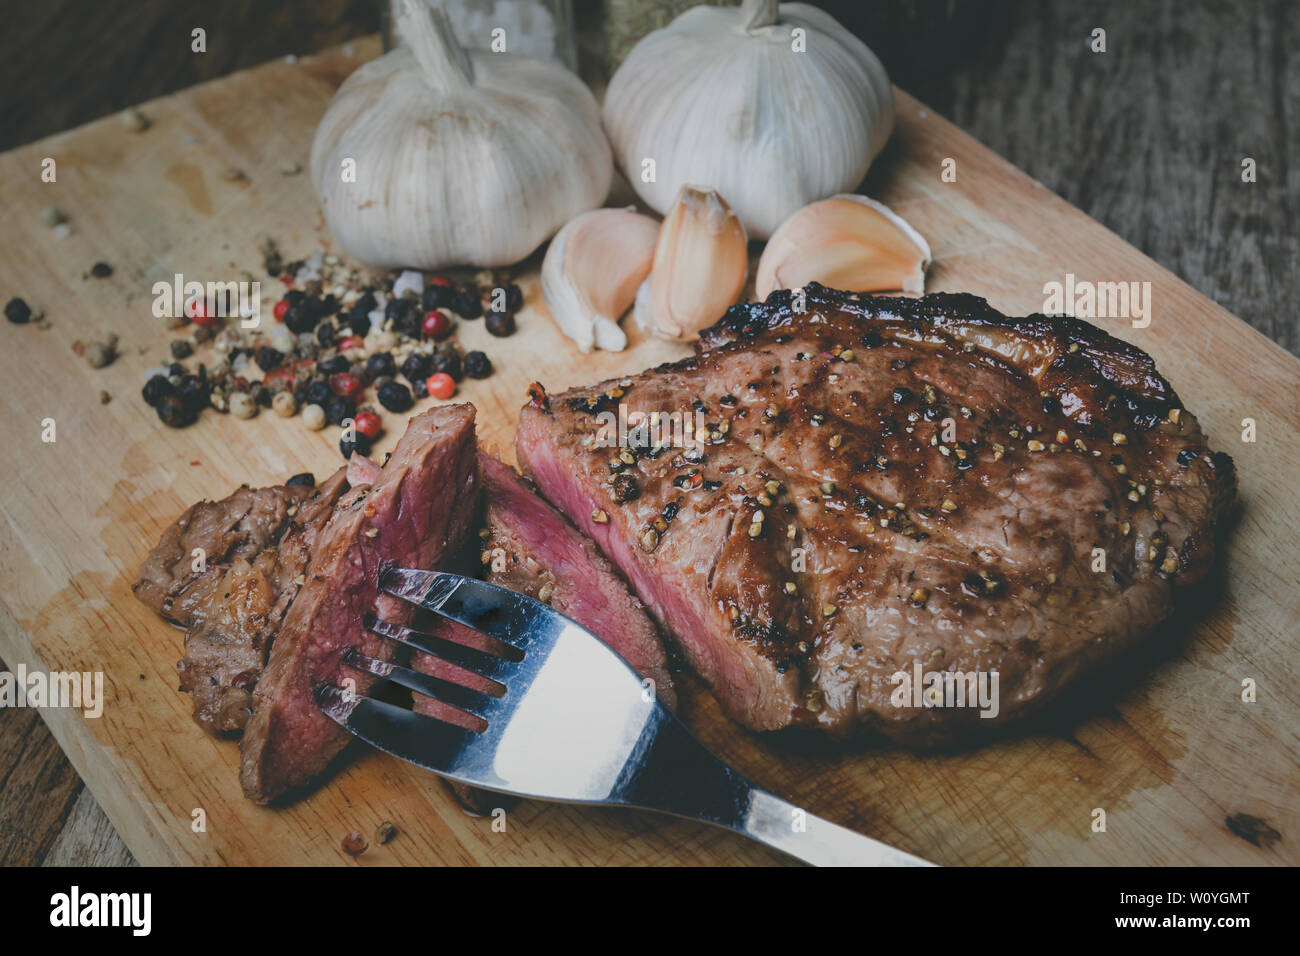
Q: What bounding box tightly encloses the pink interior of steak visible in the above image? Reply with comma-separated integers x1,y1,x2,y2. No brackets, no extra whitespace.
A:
239,404,478,803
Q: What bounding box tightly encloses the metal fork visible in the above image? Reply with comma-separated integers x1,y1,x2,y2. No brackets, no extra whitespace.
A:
317,568,934,867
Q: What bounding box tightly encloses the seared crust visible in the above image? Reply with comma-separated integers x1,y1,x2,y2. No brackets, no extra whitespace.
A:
518,285,1236,742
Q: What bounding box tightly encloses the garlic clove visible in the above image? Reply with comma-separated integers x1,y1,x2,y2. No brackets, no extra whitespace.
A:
541,207,660,353
756,194,931,300
642,185,749,340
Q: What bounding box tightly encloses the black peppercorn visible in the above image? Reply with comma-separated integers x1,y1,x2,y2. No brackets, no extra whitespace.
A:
422,283,454,311
285,472,316,487
177,374,209,412
377,380,414,413
169,339,193,360
5,297,32,324
254,385,272,407
316,322,337,347
347,304,372,336
156,394,196,428
400,352,431,384
502,282,524,313
283,304,318,334
319,355,350,376
142,374,174,407
325,395,357,426
451,288,482,319
304,380,331,407
366,352,397,379
285,290,306,306
411,377,429,399
463,350,492,379
339,433,372,460
254,346,284,372
168,362,186,379
90,261,113,278
485,310,516,337
430,348,462,381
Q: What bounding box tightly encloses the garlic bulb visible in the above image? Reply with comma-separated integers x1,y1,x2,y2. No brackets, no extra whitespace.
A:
310,0,611,269
541,207,659,353
603,0,893,240
634,185,748,340
756,194,931,298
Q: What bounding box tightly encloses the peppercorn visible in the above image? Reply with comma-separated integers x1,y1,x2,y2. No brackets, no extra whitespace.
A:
422,282,454,311
410,377,428,399
315,322,337,347
377,380,413,413
156,394,196,428
283,303,318,334
5,297,32,324
400,352,431,384
366,352,397,379
285,472,315,487
177,374,209,412
339,432,372,460
302,403,326,430
451,288,482,319
347,306,371,337
142,374,173,407
485,310,515,337
319,355,350,376
254,345,284,372
463,350,492,379
272,391,298,417
167,339,192,360
90,261,113,278
502,283,524,313
304,380,331,407
353,408,382,439
325,395,357,426
430,348,462,381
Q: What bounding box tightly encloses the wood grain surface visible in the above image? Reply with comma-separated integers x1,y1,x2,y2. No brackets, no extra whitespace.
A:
2,15,1298,866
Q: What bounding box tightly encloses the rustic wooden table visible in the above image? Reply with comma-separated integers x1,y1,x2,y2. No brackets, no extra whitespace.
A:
2,0,1295,866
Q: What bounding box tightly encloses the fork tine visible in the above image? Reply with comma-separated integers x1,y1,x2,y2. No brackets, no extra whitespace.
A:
316,683,486,780
341,648,497,721
366,616,517,682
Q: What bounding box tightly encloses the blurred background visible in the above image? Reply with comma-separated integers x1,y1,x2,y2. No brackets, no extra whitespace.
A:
2,0,1294,355
0,0,1295,865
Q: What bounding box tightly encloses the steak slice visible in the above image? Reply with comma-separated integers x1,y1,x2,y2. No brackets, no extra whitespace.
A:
408,451,674,812
240,404,478,803
516,284,1236,743
133,472,349,734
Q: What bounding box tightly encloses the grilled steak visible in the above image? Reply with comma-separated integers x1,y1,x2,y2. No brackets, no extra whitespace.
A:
516,284,1236,743
133,472,348,734
240,404,478,803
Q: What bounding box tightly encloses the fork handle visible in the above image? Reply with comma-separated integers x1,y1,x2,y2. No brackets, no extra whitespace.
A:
614,713,932,867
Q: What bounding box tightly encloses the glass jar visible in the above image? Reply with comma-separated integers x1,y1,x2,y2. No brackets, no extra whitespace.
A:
383,0,577,72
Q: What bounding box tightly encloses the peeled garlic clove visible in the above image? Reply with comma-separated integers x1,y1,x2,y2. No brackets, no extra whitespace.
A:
642,186,748,340
541,208,660,353
755,195,931,299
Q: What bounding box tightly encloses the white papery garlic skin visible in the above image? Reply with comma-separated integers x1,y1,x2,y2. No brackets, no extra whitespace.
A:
755,194,931,299
603,0,893,240
310,0,611,269
634,185,748,340
541,207,659,353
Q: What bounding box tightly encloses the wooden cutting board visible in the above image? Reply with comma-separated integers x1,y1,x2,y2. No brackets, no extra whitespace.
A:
1,39,1296,867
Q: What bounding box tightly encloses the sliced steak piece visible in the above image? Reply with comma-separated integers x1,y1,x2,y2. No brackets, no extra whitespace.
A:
240,404,478,803
516,284,1236,743
133,472,349,734
409,451,673,813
